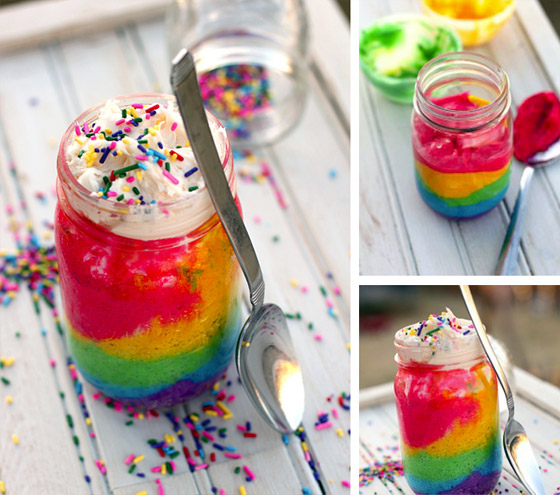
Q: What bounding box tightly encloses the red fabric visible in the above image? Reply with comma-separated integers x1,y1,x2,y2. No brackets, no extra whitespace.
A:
514,91,560,162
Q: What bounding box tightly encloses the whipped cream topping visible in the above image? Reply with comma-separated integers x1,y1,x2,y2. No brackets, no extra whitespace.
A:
395,308,484,365
67,98,226,205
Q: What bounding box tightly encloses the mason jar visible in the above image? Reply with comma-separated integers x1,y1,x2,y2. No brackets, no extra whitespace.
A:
394,323,502,494
411,52,513,219
166,0,310,148
55,94,242,409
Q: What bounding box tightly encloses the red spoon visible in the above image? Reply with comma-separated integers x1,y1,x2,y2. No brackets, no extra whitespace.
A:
495,91,560,275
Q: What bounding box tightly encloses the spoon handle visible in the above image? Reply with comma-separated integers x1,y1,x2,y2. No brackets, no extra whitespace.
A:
171,50,265,310
495,166,535,276
460,285,515,417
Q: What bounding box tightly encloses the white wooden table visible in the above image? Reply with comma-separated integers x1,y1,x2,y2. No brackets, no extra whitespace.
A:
359,368,560,494
0,1,350,494
360,0,560,275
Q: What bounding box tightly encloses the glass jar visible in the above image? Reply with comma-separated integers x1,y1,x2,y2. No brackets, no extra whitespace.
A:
411,52,513,219
166,0,310,148
394,333,502,494
55,94,242,409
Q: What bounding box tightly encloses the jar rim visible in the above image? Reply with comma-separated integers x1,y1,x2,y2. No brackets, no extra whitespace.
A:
56,93,235,241
394,351,487,370
414,51,510,132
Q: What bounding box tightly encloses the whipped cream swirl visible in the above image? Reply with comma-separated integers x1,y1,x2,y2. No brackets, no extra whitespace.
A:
395,308,484,365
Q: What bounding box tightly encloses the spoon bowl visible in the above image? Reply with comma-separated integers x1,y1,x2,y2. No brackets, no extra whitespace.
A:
504,418,546,494
237,303,304,433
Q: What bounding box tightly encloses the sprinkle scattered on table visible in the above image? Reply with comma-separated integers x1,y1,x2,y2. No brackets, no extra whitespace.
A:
359,443,404,488
1,149,349,493
235,150,288,210
0,205,58,310
0,192,95,487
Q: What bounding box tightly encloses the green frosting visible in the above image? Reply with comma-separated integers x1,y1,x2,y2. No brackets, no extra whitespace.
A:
359,16,461,104
360,18,459,78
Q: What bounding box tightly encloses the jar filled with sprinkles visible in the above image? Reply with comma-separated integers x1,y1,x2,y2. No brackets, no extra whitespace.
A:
166,0,309,147
55,93,243,409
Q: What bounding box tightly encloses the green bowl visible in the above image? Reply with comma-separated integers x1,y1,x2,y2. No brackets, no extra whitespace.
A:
359,14,462,104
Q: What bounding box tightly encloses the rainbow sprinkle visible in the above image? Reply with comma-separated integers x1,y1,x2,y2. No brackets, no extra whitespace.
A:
359,441,404,489
235,150,288,209
400,311,475,343
0,207,58,309
71,102,198,205
199,65,272,140
359,458,405,486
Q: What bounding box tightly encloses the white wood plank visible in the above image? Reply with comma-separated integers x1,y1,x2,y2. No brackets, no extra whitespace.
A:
0,297,91,495
125,21,172,93
113,472,207,495
37,295,110,495
55,29,153,114
514,400,560,475
514,367,560,420
0,66,111,494
117,355,307,493
176,366,323,491
0,48,69,241
516,0,560,94
0,166,92,495
358,383,393,409
207,446,310,494
359,401,412,495
359,74,414,276
232,158,352,493
80,389,201,492
0,0,171,54
305,0,350,124
267,101,350,310
361,81,475,274
0,140,18,250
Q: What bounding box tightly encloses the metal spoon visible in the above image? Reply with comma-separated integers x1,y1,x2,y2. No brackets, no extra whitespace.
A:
495,138,560,275
170,49,305,433
460,285,545,495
